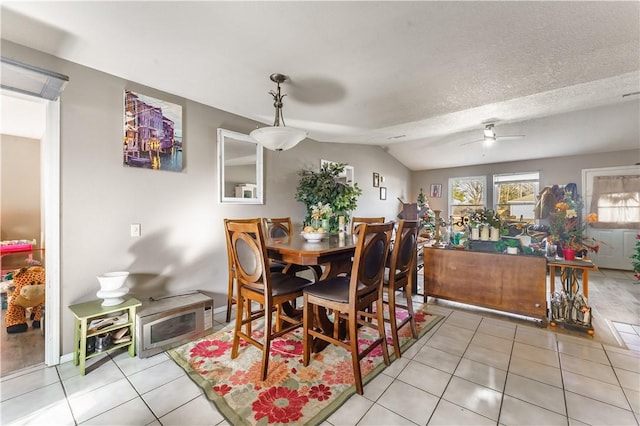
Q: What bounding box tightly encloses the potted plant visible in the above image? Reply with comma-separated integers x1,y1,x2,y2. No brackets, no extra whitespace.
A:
505,238,520,254
495,238,519,254
295,162,362,232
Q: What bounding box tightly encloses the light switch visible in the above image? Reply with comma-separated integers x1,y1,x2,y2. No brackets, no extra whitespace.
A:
130,223,141,237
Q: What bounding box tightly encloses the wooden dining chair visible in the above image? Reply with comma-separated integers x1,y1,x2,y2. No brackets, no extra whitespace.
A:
262,217,292,275
263,217,322,282
350,216,385,235
302,222,394,395
383,219,419,358
225,218,314,381
224,218,257,323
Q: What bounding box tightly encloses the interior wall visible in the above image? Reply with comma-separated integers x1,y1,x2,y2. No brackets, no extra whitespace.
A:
0,134,41,243
411,149,640,212
1,40,410,356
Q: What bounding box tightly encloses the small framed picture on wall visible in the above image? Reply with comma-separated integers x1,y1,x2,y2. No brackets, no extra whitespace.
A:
380,187,387,200
373,172,380,187
430,183,442,198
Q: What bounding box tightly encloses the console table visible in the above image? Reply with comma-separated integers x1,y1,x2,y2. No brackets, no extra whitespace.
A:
423,248,548,326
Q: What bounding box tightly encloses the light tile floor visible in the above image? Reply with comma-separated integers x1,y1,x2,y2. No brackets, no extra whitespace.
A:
1,301,639,426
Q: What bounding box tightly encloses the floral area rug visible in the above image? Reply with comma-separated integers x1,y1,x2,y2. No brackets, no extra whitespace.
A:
167,305,443,426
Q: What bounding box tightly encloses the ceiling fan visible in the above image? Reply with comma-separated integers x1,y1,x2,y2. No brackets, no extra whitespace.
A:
462,123,525,146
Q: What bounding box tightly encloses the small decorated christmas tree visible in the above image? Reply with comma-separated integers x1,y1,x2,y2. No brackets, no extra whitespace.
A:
632,233,640,281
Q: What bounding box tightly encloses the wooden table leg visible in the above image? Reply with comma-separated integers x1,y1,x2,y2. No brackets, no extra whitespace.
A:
583,270,589,298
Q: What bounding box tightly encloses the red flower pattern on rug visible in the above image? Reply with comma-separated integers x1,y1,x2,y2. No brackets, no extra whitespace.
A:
253,386,309,423
168,305,443,425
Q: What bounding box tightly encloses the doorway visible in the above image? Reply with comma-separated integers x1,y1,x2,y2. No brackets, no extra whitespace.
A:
582,165,640,270
0,91,60,376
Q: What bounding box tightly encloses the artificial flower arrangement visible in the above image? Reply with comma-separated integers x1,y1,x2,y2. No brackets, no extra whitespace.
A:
310,202,333,225
549,191,600,254
465,207,506,234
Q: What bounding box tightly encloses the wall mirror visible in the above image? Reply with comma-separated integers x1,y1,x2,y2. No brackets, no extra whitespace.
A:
218,128,263,204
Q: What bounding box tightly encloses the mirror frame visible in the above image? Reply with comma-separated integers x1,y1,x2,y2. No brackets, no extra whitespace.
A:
217,128,264,204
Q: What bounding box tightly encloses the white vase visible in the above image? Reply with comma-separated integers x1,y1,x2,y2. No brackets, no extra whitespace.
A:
471,228,480,240
480,225,490,241
518,235,532,247
507,246,518,255
490,227,500,241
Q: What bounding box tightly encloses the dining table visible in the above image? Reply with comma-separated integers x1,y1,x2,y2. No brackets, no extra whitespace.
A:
265,233,358,351
266,233,357,280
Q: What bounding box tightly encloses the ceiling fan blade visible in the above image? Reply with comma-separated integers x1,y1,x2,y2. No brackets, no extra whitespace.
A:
460,139,484,146
495,135,525,141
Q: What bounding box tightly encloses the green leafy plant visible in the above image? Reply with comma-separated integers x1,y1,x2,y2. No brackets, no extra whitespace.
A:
495,238,519,253
505,238,520,248
295,162,362,232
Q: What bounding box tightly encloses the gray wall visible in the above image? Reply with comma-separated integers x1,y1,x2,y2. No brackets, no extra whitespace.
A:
1,40,410,355
411,149,640,213
0,134,41,244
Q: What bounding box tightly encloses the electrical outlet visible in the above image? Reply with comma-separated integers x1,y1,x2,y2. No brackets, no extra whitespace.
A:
130,223,141,237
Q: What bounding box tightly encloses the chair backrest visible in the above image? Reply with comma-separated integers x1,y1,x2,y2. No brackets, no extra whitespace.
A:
262,217,293,238
351,216,385,235
388,220,419,284
349,222,394,301
225,218,271,294
224,218,257,271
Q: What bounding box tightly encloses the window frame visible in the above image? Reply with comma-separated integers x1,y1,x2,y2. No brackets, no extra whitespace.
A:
448,175,487,218
493,171,540,222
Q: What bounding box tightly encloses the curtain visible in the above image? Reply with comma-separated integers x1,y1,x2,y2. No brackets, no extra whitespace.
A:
589,175,640,229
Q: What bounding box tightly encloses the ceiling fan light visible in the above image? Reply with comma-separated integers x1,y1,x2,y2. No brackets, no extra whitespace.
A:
250,73,307,151
483,125,495,139
250,126,307,151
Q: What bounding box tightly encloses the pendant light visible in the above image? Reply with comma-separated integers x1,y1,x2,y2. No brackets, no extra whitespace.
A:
250,73,307,151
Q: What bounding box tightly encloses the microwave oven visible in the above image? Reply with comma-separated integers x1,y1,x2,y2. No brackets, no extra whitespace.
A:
136,292,213,358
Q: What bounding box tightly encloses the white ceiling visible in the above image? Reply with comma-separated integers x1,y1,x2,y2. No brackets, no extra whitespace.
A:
1,1,639,170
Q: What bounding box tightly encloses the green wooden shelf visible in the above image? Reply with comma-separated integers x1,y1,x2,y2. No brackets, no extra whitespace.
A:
68,297,141,375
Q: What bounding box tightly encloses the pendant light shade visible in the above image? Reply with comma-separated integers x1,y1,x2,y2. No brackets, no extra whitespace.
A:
250,73,307,151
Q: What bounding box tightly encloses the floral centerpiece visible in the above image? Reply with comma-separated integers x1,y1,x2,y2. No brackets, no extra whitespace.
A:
549,191,600,255
295,162,362,233
309,202,332,230
464,207,506,234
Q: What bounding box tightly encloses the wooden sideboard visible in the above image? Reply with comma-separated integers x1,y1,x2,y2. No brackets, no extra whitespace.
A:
423,248,548,326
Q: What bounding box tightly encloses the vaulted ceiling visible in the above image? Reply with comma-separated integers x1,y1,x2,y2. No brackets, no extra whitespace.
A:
2,1,639,170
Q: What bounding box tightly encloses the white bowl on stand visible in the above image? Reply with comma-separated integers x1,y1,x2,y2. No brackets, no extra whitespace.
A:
96,271,129,306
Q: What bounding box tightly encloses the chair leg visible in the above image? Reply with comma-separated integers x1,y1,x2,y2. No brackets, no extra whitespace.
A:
261,302,273,381
388,287,401,359
348,313,364,395
376,297,391,367
302,294,312,366
231,294,244,359
404,282,418,339
246,298,252,335
226,274,235,323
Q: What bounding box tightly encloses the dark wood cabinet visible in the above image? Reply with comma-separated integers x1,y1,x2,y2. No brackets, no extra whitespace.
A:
423,248,548,326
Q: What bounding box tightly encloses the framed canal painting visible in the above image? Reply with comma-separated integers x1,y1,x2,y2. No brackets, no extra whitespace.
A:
123,90,183,171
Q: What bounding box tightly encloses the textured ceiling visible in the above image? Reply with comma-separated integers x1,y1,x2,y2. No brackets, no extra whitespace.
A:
1,1,639,170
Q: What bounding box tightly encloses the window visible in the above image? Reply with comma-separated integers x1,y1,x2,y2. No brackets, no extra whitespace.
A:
589,175,640,228
493,172,539,222
449,176,486,217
